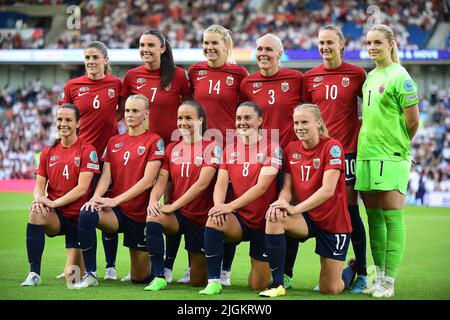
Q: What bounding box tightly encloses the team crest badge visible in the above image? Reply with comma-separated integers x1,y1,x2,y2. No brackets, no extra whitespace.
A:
108,88,115,98
379,84,385,93
313,158,320,169
281,82,289,92
137,78,146,84
74,156,80,167
342,77,350,88
194,156,203,166
226,76,234,86
137,145,145,156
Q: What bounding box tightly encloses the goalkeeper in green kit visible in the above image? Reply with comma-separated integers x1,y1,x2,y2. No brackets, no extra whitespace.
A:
355,24,420,298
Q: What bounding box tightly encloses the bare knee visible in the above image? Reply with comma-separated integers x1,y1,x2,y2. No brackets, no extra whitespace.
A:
320,283,344,295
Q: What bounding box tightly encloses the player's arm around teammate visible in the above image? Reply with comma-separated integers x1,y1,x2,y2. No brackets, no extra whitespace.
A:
21,104,100,287
144,100,220,291
75,95,163,288
199,102,282,296
260,104,356,298
355,25,419,298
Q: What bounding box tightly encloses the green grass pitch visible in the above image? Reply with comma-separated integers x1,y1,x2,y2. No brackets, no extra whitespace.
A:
1,192,449,300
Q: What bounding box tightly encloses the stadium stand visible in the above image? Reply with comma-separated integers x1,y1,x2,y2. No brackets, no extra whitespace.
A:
0,0,447,50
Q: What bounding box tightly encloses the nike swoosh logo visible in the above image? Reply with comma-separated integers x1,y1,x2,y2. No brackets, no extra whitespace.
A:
78,92,88,96
374,182,383,185
333,251,344,256
137,84,146,90
229,157,239,163
49,162,58,167
346,177,355,181
104,237,115,241
262,253,268,258
205,254,218,258
137,243,146,248
82,247,92,252
270,267,279,272
171,157,181,162
196,76,207,81
289,160,300,165
112,149,122,153
252,88,262,94
313,82,322,88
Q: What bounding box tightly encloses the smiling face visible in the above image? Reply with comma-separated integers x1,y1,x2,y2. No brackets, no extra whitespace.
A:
235,106,262,138
84,47,107,79
203,32,228,67
318,29,343,64
366,30,393,64
293,108,321,143
256,35,282,74
124,98,148,129
177,104,203,138
56,107,79,139
139,34,165,69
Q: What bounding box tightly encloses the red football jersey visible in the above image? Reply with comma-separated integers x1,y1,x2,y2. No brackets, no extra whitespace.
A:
35,139,100,220
58,74,122,156
162,139,221,226
302,62,366,153
103,132,165,222
188,62,248,136
239,68,303,149
220,139,283,231
121,65,192,145
284,137,351,233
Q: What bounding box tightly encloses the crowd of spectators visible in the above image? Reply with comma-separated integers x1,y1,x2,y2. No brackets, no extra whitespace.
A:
0,81,59,179
49,0,448,50
406,87,450,205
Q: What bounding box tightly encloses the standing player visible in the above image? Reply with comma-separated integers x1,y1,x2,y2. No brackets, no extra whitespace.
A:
260,104,356,298
21,104,99,287
121,29,192,146
164,25,248,286
239,33,303,289
58,41,122,281
75,95,164,288
121,29,192,282
199,101,282,295
144,100,220,291
356,24,419,298
302,25,368,293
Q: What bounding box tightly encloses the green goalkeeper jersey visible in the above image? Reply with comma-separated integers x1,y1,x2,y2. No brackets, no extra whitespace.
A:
357,63,419,161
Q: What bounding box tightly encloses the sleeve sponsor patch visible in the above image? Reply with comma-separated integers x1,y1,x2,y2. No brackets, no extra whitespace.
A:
403,79,415,92
330,158,342,165
210,157,221,165
87,163,100,170
330,145,342,157
406,94,418,102
271,157,282,166
89,151,98,163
